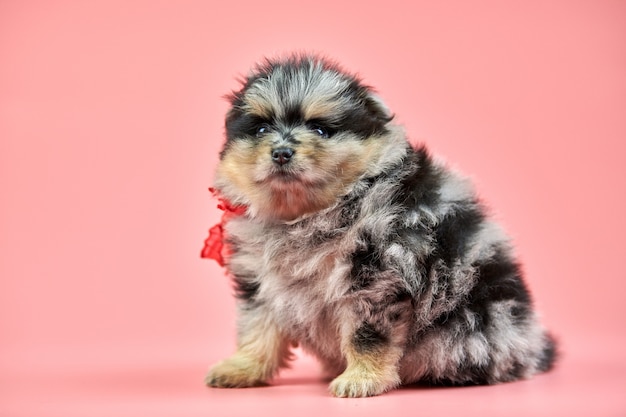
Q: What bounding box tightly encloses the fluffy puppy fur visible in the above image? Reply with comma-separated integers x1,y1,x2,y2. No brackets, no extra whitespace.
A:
205,54,556,397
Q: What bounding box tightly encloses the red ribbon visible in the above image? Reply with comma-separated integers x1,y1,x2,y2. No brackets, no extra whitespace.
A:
201,188,246,266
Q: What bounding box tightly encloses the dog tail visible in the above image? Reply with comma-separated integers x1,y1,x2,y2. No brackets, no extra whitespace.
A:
537,331,559,373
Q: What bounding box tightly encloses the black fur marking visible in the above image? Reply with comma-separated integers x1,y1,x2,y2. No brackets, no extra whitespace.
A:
428,363,492,386
225,110,268,141
442,359,526,385
435,203,485,264
352,323,389,354
538,334,558,372
337,192,363,229
472,250,531,306
394,289,412,303
431,311,452,327
231,273,260,301
227,56,392,142
396,146,442,210
334,86,392,139
350,232,383,291
467,248,532,329
282,105,304,128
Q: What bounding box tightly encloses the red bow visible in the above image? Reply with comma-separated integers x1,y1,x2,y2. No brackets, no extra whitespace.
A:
201,188,246,266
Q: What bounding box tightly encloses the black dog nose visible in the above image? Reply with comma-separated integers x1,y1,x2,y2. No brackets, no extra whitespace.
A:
271,147,295,166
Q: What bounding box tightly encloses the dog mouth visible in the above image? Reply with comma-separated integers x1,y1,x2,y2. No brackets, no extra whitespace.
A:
263,166,305,183
258,167,329,193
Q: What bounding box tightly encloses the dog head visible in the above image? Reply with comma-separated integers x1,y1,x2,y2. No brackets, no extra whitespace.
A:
214,54,403,222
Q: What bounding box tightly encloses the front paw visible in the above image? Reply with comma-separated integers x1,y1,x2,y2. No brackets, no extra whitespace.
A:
329,368,396,398
205,356,268,388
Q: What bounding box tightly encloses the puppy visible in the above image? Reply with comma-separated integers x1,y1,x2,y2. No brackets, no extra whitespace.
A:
203,54,556,397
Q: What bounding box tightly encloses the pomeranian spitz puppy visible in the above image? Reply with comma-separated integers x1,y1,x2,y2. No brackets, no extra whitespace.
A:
202,54,556,397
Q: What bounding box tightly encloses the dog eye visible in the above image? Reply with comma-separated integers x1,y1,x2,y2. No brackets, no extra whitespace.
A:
309,124,330,139
255,124,271,138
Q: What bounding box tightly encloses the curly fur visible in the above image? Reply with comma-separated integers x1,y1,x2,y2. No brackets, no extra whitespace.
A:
205,54,556,397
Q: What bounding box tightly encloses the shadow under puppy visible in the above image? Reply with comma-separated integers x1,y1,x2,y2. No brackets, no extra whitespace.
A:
204,54,556,397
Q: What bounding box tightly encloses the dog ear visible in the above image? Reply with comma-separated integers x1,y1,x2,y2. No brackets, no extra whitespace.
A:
365,93,393,121
361,92,394,135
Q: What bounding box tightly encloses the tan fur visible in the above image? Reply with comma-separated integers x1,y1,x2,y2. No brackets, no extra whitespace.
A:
241,96,273,119
206,308,291,388
301,96,348,121
215,134,390,222
329,344,403,397
205,55,556,397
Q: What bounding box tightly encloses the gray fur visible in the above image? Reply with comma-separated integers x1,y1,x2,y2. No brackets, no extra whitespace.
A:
207,55,556,396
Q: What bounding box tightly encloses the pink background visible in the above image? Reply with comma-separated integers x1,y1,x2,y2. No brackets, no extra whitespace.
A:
1,1,625,416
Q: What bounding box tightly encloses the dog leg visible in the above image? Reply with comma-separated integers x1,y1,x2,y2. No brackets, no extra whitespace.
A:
329,306,409,398
329,340,403,398
206,308,290,388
